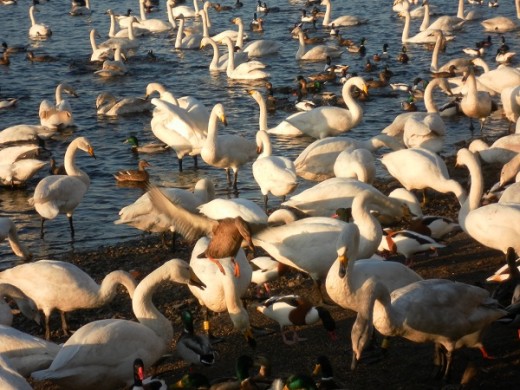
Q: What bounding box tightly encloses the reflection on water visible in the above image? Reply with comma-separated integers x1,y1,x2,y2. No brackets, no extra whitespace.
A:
0,0,516,266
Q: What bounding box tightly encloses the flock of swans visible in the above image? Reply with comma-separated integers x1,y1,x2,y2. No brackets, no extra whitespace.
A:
2,0,520,388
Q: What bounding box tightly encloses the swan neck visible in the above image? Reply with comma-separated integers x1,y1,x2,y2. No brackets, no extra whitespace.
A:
194,0,200,14
351,192,386,259
256,94,268,131
226,39,235,74
419,4,430,31
7,225,30,259
517,0,520,19
109,13,117,37
296,32,305,59
368,134,403,151
402,10,410,43
90,30,98,51
236,19,244,48
64,140,89,185
29,7,36,26
205,106,219,145
323,1,331,26
430,33,443,71
98,271,137,303
457,0,464,19
257,130,272,157
201,10,209,37
167,2,176,28
128,20,136,40
342,79,363,127
459,151,484,226
208,38,219,69
372,283,402,337
175,18,185,48
139,0,147,20
203,7,212,30
423,79,439,112
131,265,174,343
0,283,27,301
55,84,64,105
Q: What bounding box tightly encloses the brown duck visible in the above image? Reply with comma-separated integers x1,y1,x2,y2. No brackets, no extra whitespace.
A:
114,160,151,183
147,186,256,277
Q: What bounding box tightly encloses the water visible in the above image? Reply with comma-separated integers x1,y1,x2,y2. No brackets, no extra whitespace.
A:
0,0,516,265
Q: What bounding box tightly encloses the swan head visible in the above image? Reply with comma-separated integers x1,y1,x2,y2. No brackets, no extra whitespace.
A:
212,103,228,126
75,136,96,159
231,17,243,25
336,223,360,278
96,92,117,109
144,82,166,99
345,76,368,96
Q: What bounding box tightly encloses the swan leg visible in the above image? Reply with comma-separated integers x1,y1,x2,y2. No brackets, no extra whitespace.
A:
68,215,75,239
40,218,45,239
443,349,453,381
432,343,445,379
225,168,231,185
193,155,198,169
233,170,239,189
44,314,51,340
178,157,183,172
479,118,486,134
263,194,268,211
60,310,70,336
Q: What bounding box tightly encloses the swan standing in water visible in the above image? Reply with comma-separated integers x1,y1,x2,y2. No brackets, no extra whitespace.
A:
39,83,78,130
460,65,495,132
31,259,206,390
456,148,520,259
250,90,298,208
267,76,367,139
0,260,137,340
28,5,52,39
29,137,96,239
325,223,422,369
201,103,257,188
0,217,31,261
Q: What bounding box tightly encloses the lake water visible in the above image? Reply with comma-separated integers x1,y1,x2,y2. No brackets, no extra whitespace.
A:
0,0,516,266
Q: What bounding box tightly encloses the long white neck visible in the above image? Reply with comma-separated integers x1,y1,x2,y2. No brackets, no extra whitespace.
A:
114,47,123,62
342,78,364,128
204,104,221,149
97,270,137,304
166,1,176,28
139,0,147,20
149,83,179,105
90,29,99,51
206,38,220,70
256,130,272,158
127,19,137,40
194,0,201,15
296,31,306,60
64,139,90,186
175,18,185,49
366,134,404,152
322,0,331,26
402,8,411,43
423,78,442,113
29,6,37,27
85,0,90,9
516,0,520,19
55,84,65,105
419,3,430,31
457,0,464,19
108,12,117,37
472,57,490,73
252,92,268,131
351,191,387,259
225,38,236,75
6,222,31,259
194,179,215,203
235,18,244,49
202,1,211,27
430,31,443,71
457,149,484,231
201,10,209,37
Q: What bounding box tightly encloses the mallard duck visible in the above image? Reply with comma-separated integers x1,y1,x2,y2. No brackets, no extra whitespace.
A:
0,51,9,66
2,42,28,54
373,43,389,62
431,64,457,78
366,72,390,90
476,35,492,48
176,310,216,367
256,295,336,345
114,159,151,183
301,31,325,45
210,355,261,390
346,37,366,55
212,2,232,12
49,157,66,175
308,67,337,83
312,355,341,390
250,16,264,32
251,256,288,297
401,95,417,111
124,136,168,154
171,372,210,389
131,358,166,390
397,45,409,63
284,374,318,390
26,50,57,62
336,33,354,47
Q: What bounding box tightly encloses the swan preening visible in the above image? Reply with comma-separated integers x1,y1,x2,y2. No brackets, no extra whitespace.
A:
0,217,31,260
29,136,96,239
31,259,206,389
39,83,78,130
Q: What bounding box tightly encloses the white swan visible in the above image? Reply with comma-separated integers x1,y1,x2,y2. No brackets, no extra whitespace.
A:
210,15,248,44
0,283,39,326
400,1,454,44
171,0,201,18
456,148,520,257
333,148,375,184
89,29,111,62
200,103,257,188
39,83,77,130
242,38,281,58
267,76,367,139
250,91,298,208
470,57,520,95
31,259,206,390
0,260,137,339
357,277,506,378
467,138,519,164
419,0,464,32
294,27,342,61
198,197,268,230
320,0,366,26
94,47,128,78
96,92,153,116
0,159,47,187
174,13,208,50
187,237,255,346
456,0,482,20
114,178,215,238
0,145,41,166
136,0,172,32
107,8,150,38
0,124,55,145
28,5,51,39
381,148,465,205
0,354,32,390
481,0,520,32
70,0,91,16
99,16,141,52
0,217,31,260
325,223,422,369
460,64,494,132
200,36,246,72
293,134,403,182
223,37,270,80
29,136,96,239
0,325,60,377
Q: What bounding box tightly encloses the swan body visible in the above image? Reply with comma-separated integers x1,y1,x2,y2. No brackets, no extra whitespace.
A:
0,260,137,340
293,134,403,181
401,1,453,44
0,325,60,376
0,124,55,145
0,218,31,260
99,17,140,52
115,178,214,234
137,0,172,32
0,159,47,187
96,92,152,116
460,65,494,131
0,354,32,390
294,28,342,61
367,278,507,378
28,6,51,39
198,198,268,230
70,0,91,16
333,148,375,183
39,83,77,130
29,137,96,239
320,0,366,26
420,2,464,32
188,237,254,343
481,0,520,32
200,36,247,72
467,138,518,164
171,0,200,18
325,223,422,368
200,103,257,188
89,29,111,62
381,148,465,204
223,37,269,80
31,259,205,390
175,13,208,50
95,47,128,78
456,148,520,256
267,76,367,139
0,283,39,326
471,58,520,95
243,39,281,57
